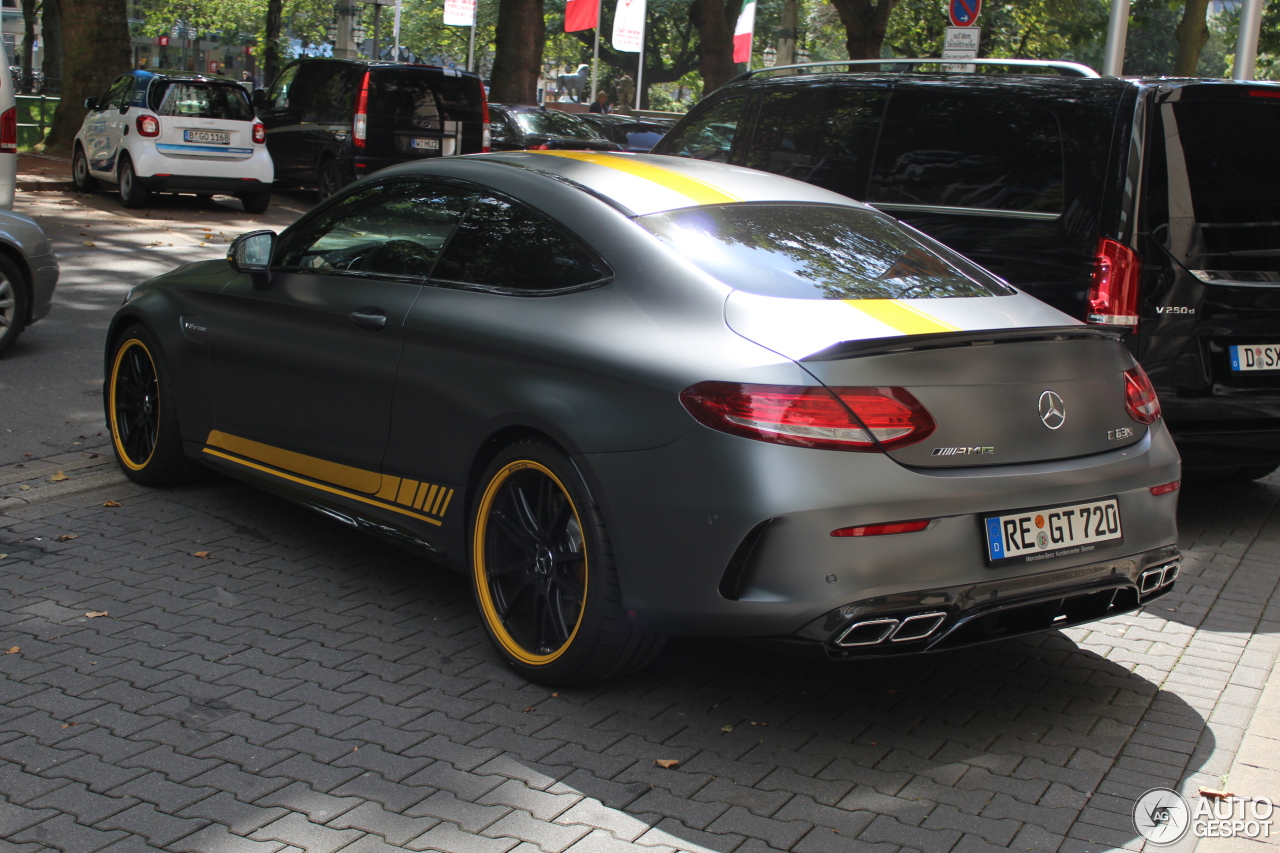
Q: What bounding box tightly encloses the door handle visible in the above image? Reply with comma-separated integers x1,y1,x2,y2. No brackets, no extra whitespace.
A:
349,309,387,332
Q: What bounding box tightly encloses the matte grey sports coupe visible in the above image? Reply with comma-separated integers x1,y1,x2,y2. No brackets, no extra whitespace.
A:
104,152,1181,684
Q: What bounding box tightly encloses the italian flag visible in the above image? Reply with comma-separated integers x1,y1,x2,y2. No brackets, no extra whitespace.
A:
565,0,598,32
733,0,756,64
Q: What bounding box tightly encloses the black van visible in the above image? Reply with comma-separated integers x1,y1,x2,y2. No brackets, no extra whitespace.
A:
653,61,1280,478
256,58,488,199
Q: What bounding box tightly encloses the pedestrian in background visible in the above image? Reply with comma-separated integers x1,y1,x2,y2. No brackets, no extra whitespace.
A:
589,91,611,114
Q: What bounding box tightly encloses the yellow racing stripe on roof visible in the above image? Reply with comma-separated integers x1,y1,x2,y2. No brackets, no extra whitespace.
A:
845,300,960,335
536,151,740,206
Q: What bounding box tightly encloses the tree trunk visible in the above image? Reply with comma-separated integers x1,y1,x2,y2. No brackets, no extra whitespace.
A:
828,0,901,59
1172,0,1211,75
20,0,39,92
41,0,62,89
490,0,545,104
43,0,129,153
689,0,737,95
264,0,283,87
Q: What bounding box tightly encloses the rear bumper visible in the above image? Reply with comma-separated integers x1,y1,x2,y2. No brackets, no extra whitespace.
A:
135,175,271,195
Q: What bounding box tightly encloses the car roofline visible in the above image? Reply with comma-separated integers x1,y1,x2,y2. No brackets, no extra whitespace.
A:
730,58,1101,84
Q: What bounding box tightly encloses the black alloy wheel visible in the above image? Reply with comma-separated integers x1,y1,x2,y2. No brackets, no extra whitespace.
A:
106,327,200,485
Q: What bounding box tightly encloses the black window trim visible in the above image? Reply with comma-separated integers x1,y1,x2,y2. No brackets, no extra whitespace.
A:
869,201,1061,221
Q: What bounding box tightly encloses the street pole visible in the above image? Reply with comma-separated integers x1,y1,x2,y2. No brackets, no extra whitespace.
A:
634,10,645,111
393,0,402,60
590,0,601,104
467,24,475,73
1232,0,1264,80
373,5,381,60
1102,0,1129,76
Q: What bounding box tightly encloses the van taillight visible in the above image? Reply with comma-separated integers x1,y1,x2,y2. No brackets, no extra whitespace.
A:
0,107,15,153
353,71,370,149
1088,237,1141,328
136,114,160,137
481,91,491,153
679,382,935,451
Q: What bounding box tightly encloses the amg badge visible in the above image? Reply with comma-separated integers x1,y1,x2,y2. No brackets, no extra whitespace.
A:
931,446,995,457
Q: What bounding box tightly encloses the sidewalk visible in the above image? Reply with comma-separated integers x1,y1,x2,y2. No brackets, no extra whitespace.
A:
15,151,75,191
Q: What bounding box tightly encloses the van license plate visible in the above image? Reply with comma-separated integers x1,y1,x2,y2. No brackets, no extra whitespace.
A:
184,130,230,144
1230,344,1280,372
984,498,1122,564
411,138,440,150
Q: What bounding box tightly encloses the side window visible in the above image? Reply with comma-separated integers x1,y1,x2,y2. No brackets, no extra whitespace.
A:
279,181,473,279
744,87,887,199
662,97,747,163
432,195,610,292
869,92,1065,214
267,64,299,110
303,64,360,124
102,76,132,111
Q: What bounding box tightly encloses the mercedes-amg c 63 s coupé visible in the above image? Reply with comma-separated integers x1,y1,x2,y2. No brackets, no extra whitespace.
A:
104,152,1182,684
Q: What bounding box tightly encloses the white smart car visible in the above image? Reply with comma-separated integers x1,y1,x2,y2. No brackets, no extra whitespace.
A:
72,70,273,212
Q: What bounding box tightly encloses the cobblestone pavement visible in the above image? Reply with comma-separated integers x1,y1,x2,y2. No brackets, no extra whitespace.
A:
0,467,1277,853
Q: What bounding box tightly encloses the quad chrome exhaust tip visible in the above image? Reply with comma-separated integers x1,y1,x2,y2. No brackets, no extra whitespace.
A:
833,611,947,648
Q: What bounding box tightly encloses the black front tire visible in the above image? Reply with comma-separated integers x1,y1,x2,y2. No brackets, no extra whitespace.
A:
0,254,30,358
317,159,343,201
106,325,200,486
238,192,271,214
72,145,98,193
118,158,151,209
470,441,664,685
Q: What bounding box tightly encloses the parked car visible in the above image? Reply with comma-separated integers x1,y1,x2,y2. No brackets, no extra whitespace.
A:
72,70,272,212
653,60,1280,479
256,58,489,199
0,207,60,356
577,113,674,152
104,151,1180,684
487,104,621,152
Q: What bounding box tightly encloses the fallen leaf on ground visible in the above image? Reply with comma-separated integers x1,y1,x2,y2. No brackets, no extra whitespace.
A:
721,725,734,733
551,693,560,698
655,759,679,769
750,722,768,727
102,501,122,507
1199,788,1234,799
48,472,69,482
6,647,19,654
17,485,30,491
85,611,108,618
55,534,78,542
83,241,96,247
0,554,7,559
193,551,211,558
522,707,534,713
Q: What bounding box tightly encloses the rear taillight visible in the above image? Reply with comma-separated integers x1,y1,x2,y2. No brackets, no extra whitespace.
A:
353,71,370,149
1247,90,1280,99
0,107,15,153
481,92,491,153
136,114,160,137
252,120,266,144
1088,237,1142,328
679,382,935,451
1124,365,1161,424
832,520,931,537
529,143,550,150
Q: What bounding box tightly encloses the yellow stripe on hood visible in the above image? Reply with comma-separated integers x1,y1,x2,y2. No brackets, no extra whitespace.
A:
844,299,960,336
535,151,740,206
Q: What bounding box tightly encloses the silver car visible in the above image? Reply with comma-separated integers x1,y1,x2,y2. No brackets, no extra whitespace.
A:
0,208,59,357
104,152,1180,684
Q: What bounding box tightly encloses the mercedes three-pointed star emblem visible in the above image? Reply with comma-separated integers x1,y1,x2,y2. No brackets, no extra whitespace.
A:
1038,390,1066,430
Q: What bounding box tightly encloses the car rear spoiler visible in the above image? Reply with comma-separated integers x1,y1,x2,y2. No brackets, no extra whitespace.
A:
801,325,1128,362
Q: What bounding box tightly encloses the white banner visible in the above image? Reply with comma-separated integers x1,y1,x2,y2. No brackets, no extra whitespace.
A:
612,0,646,52
443,0,477,26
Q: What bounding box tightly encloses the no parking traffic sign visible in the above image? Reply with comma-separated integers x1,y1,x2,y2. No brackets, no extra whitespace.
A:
949,0,981,27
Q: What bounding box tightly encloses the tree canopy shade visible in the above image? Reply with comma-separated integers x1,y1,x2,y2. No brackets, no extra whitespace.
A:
43,0,129,153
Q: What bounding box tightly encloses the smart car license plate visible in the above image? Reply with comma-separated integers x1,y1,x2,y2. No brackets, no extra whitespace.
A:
411,138,440,150
184,130,230,145
984,498,1122,564
1230,344,1280,372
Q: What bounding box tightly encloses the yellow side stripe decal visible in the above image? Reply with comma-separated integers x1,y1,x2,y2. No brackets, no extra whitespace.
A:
845,299,960,336
207,429,382,495
535,151,741,206
202,448,444,527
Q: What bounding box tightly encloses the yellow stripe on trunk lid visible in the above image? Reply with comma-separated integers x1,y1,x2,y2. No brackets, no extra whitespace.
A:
845,300,960,336
535,151,741,206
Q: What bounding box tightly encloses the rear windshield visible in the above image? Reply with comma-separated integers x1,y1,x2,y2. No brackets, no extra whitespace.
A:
639,203,1010,300
1171,100,1280,225
511,110,601,140
369,70,484,127
149,82,253,121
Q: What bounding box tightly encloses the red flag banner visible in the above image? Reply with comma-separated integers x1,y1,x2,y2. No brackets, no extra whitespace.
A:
565,0,599,32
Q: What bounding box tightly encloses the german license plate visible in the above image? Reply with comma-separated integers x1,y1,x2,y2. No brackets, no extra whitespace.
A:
984,497,1122,564
1230,344,1280,372
184,130,230,144
411,138,440,150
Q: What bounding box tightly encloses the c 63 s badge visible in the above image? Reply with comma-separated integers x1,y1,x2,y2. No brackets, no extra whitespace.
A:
931,446,995,457
1108,427,1135,441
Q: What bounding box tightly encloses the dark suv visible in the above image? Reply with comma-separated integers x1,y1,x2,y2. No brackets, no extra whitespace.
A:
653,61,1280,477
257,58,488,199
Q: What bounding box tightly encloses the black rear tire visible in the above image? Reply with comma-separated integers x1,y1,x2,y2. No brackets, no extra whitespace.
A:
0,254,30,358
118,157,151,209
470,441,664,685
238,192,270,214
106,325,201,486
72,145,98,193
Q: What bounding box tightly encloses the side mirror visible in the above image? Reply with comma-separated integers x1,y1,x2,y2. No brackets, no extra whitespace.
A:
228,230,276,288
252,88,265,109
84,97,98,110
